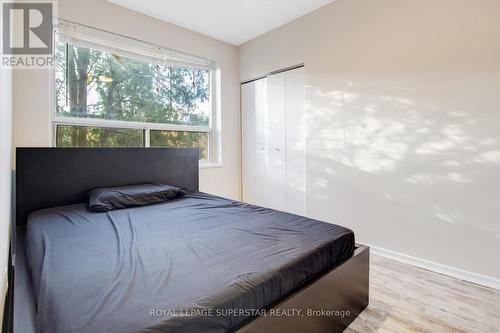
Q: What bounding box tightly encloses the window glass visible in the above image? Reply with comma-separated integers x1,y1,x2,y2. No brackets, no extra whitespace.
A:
56,125,144,147
55,43,211,126
150,130,209,160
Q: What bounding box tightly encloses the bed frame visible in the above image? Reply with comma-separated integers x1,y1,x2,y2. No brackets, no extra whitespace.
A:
12,147,369,333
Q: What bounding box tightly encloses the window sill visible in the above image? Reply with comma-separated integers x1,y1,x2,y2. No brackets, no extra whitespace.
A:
199,161,223,169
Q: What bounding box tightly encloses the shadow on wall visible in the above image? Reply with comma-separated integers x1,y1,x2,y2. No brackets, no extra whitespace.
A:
303,74,500,275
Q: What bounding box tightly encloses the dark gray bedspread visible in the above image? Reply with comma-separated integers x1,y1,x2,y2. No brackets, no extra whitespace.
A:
25,192,355,333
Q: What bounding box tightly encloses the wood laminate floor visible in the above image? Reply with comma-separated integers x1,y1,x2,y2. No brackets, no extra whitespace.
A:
346,255,500,333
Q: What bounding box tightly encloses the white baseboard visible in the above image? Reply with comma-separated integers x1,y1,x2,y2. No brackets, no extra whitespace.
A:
362,244,500,291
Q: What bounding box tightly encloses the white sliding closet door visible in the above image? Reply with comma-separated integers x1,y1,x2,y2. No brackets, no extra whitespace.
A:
257,73,286,211
284,68,306,215
241,81,256,205
241,67,305,214
241,78,267,206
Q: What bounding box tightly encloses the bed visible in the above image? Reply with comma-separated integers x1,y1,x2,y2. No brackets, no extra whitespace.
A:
13,148,369,333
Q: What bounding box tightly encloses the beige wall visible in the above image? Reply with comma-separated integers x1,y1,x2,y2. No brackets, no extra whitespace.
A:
0,67,13,326
12,0,241,199
240,0,500,281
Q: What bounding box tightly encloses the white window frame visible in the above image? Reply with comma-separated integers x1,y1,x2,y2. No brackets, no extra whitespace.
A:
50,20,221,167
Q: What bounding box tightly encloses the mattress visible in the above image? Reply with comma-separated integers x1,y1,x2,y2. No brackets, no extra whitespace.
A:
25,192,355,333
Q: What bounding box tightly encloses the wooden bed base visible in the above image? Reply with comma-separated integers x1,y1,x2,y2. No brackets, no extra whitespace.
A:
236,245,369,333
11,148,370,333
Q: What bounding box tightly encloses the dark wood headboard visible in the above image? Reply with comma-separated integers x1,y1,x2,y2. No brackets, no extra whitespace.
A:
16,148,199,226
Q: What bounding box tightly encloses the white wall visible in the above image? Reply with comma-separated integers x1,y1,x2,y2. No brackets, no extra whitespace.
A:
12,0,241,199
0,68,13,327
240,0,500,281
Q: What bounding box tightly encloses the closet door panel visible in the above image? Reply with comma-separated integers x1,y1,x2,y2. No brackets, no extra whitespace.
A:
255,73,286,211
241,81,257,205
285,68,306,215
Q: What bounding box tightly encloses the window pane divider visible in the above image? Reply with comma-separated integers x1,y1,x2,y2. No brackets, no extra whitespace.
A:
145,128,151,148
52,116,211,133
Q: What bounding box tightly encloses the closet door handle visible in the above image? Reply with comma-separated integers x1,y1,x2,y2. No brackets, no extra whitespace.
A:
275,148,281,152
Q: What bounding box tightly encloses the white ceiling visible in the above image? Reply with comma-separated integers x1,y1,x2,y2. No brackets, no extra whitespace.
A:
106,0,336,45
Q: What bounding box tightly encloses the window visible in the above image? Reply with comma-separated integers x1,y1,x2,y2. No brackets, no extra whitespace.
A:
53,22,219,163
